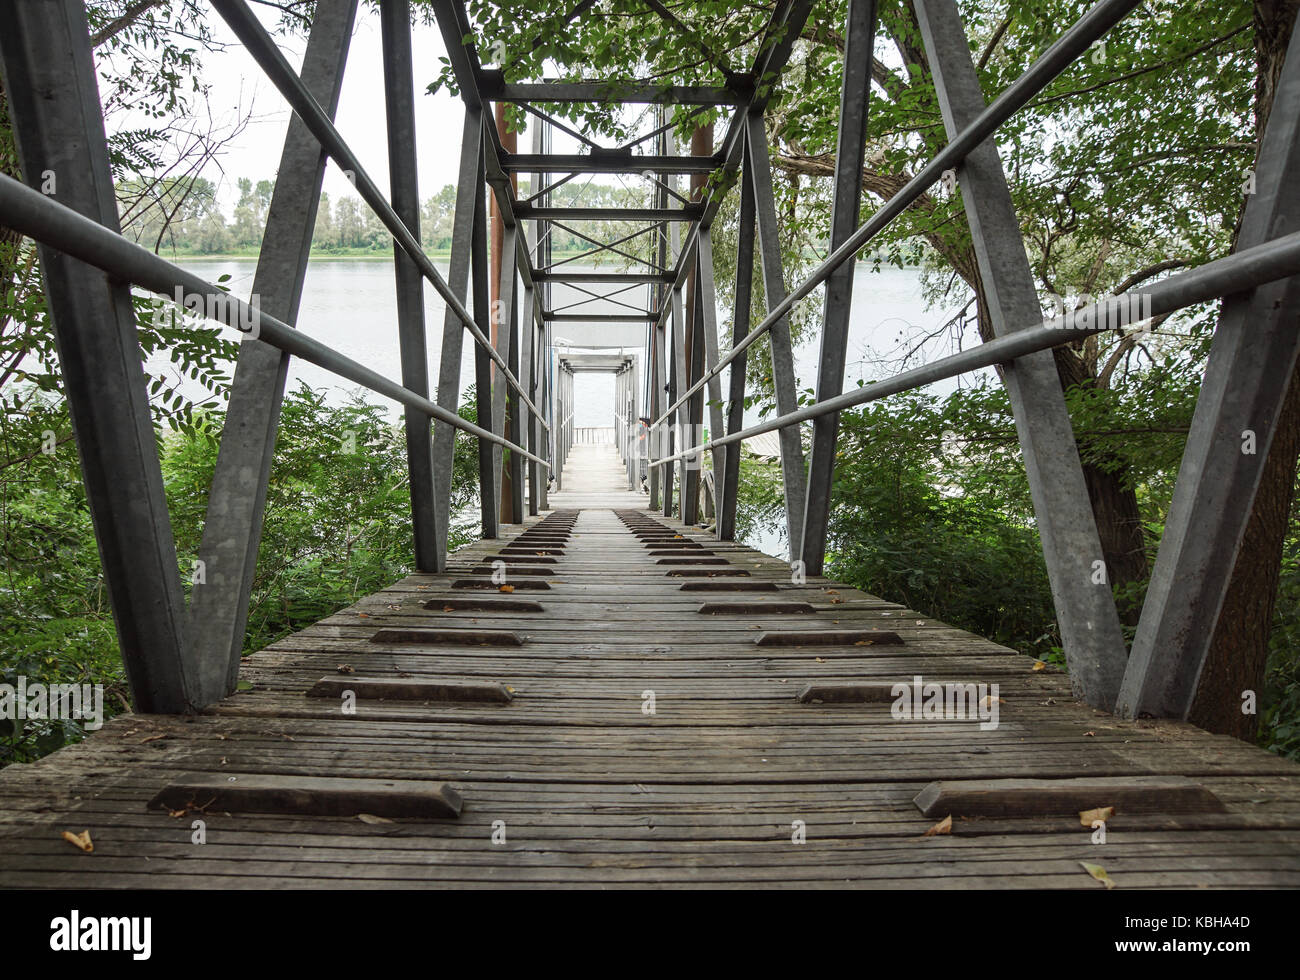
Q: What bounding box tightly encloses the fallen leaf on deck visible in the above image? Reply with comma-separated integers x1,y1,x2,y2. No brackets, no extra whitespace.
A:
62,829,93,853
1079,861,1116,888
442,605,454,612
1079,806,1114,827
923,815,952,836
499,585,515,593
337,664,354,674
853,640,874,646
139,733,167,743
357,813,393,825
980,695,1006,708
815,657,825,663
357,612,369,618
1084,730,1097,736
1032,660,1047,671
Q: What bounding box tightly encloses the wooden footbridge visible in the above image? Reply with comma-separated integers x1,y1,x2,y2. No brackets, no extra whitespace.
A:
3,444,1300,887
3,0,1300,889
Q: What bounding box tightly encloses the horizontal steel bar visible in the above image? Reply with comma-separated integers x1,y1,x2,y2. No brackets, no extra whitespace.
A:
0,172,551,469
516,204,703,222
649,229,1300,466
502,153,726,174
651,0,1143,432
483,80,749,105
210,0,548,432
542,313,656,321
533,271,673,283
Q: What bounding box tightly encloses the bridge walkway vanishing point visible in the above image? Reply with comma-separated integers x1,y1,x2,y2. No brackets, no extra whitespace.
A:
2,446,1300,888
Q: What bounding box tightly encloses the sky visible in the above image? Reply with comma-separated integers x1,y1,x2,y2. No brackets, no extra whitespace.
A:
195,5,469,213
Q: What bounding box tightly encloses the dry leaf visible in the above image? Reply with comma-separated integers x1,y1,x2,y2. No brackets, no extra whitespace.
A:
1079,806,1115,827
853,639,874,646
1079,861,1116,889
442,605,454,612
62,829,93,853
337,664,354,674
139,733,167,743
923,815,952,837
814,657,825,663
357,813,393,825
1032,660,1047,671
1084,730,1097,737
829,597,843,604
499,584,515,593
980,695,1006,708
357,612,370,618
168,808,187,818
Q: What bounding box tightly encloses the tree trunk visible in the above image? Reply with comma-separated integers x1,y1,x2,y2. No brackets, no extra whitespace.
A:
1190,0,1300,738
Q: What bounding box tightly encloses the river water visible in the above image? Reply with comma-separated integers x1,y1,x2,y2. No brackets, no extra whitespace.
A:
166,256,973,425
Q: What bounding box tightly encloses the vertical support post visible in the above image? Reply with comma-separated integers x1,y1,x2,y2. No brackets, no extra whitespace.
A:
1118,26,1300,719
696,228,727,530
184,0,358,704
522,289,540,516
490,225,518,529
433,108,483,553
531,119,551,511
506,278,524,523
683,257,706,525
668,275,689,518
649,312,667,510
541,317,553,505
915,0,1126,709
719,167,757,541
744,114,808,557
381,0,438,571
0,0,205,711
472,159,498,536
800,0,876,575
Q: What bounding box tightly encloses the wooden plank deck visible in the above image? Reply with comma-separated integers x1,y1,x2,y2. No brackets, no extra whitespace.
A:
3,445,1300,888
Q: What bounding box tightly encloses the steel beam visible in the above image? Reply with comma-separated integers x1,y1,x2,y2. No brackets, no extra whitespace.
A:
490,226,519,529
719,167,757,541
517,205,703,222
697,228,728,530
0,0,197,712
184,0,358,703
745,113,808,558
382,0,438,571
507,277,525,523
502,153,726,175
485,81,748,105
800,0,876,576
522,287,540,517
472,162,498,537
533,272,674,284
1118,24,1300,719
433,108,483,559
915,0,1127,708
